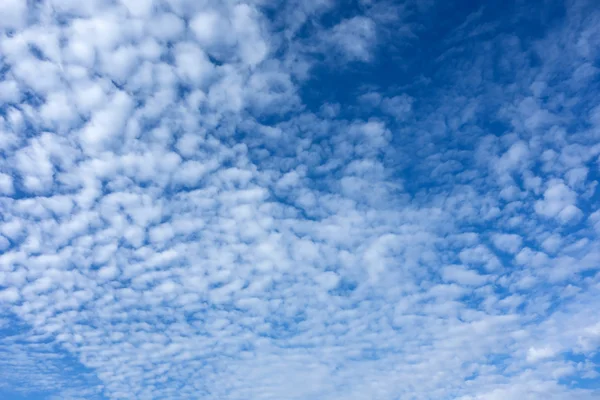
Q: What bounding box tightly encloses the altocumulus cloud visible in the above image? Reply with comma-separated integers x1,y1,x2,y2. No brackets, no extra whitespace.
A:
1,0,600,399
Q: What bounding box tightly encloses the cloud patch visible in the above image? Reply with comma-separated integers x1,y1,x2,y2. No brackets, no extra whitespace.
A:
0,0,599,399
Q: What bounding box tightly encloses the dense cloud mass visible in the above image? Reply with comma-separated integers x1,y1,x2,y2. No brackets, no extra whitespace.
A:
0,0,600,399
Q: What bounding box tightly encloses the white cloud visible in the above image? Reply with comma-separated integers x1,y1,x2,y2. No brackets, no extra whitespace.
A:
0,79,21,104
0,173,14,195
0,287,20,303
442,265,489,286
327,16,377,61
120,0,155,18
381,94,413,120
231,4,269,66
534,180,582,223
79,90,134,154
189,4,268,67
541,234,562,253
0,0,27,30
190,10,224,47
491,233,523,254
0,0,599,399
174,41,215,85
527,346,557,363
565,167,588,189
459,245,501,271
97,264,119,281
149,12,185,42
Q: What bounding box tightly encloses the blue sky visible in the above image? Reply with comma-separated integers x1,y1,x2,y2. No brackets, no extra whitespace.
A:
0,0,600,399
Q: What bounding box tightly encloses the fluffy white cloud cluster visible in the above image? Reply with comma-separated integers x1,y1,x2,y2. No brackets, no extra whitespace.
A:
0,0,599,399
